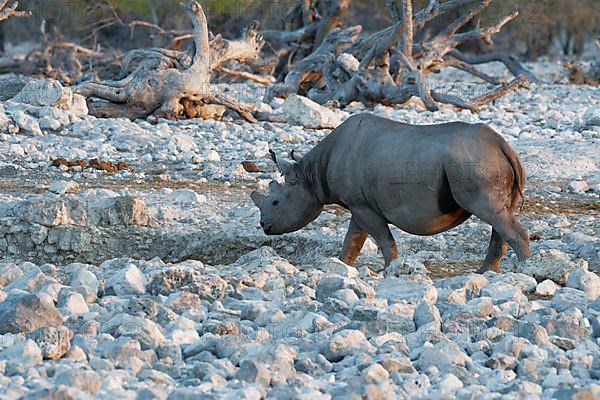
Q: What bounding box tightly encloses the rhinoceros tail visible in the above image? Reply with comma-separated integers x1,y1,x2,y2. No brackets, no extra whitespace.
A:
500,141,526,211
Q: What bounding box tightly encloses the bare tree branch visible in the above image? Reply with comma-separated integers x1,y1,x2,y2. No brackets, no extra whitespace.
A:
264,0,536,112
0,0,29,22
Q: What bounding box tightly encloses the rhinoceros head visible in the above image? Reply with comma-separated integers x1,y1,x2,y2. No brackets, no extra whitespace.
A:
250,150,323,235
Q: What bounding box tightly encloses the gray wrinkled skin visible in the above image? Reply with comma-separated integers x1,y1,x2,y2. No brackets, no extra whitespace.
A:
252,113,531,273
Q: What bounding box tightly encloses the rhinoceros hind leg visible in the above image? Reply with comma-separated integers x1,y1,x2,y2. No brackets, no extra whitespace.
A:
447,160,531,266
509,224,531,262
488,212,530,262
474,208,530,263
341,217,369,266
349,208,398,268
477,229,508,273
449,189,530,264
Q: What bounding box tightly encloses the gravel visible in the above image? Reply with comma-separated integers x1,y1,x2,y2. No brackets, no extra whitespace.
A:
0,61,598,398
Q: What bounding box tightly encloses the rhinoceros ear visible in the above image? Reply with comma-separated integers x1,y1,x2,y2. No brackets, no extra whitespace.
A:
250,191,266,207
269,149,295,176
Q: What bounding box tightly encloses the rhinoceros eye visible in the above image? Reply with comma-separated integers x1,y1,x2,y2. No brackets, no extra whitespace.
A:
272,200,279,206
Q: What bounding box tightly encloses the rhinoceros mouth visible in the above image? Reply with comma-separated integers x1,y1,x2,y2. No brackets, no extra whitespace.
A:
262,224,276,235
263,225,292,235
260,221,273,235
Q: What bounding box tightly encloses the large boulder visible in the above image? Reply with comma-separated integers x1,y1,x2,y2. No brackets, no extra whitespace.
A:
4,263,54,293
276,94,346,129
0,105,11,131
515,249,586,284
101,313,165,350
164,316,200,345
104,263,146,296
54,369,101,395
26,325,72,359
7,195,154,228
0,293,63,334
10,109,42,136
377,276,437,305
11,79,73,109
236,343,297,384
70,268,99,294
12,198,71,227
321,329,375,362
583,106,600,129
0,262,24,289
0,339,43,374
87,196,154,226
48,180,79,195
147,264,227,301
565,268,600,300
170,189,207,204
551,287,588,312
316,275,374,302
415,341,471,378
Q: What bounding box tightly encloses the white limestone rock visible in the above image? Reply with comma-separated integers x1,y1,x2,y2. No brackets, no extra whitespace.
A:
276,94,347,129
104,263,146,296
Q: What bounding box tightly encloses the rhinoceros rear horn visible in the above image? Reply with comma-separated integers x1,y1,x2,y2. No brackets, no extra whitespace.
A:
269,149,295,176
250,191,266,207
269,180,282,192
290,150,303,162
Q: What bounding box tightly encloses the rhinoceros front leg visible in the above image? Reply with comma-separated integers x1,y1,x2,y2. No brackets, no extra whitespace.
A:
349,208,398,269
341,217,369,266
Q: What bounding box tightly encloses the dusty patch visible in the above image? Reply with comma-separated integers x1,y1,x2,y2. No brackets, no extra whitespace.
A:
523,193,599,215
424,260,481,280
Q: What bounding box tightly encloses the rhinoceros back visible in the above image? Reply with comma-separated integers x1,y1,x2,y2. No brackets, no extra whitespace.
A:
299,113,520,235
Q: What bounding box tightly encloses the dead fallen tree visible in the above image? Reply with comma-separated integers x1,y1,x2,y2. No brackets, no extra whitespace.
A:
2,0,538,121
0,73,31,100
72,1,264,121
260,0,351,80
0,3,113,84
23,36,112,85
0,40,117,85
0,0,28,22
561,37,600,86
0,0,29,54
265,0,537,111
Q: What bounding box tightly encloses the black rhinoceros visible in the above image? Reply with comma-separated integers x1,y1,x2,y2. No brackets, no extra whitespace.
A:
251,113,531,273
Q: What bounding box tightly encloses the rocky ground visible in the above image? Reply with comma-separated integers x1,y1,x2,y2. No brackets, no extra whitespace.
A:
0,60,598,399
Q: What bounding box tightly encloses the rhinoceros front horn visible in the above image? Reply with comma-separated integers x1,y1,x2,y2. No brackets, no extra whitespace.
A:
250,191,266,207
268,180,282,192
